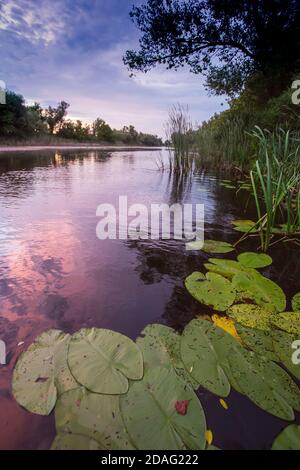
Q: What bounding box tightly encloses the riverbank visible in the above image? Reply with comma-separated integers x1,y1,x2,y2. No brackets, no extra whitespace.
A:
0,145,164,153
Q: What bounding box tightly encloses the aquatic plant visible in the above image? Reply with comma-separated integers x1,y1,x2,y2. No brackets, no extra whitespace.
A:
272,425,300,450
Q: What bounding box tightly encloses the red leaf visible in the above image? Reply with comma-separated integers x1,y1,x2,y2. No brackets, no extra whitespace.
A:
175,400,190,415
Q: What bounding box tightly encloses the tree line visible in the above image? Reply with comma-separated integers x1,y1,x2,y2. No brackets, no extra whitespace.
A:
0,90,163,146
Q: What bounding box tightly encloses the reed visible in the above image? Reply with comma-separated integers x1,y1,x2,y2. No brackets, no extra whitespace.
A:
165,105,194,174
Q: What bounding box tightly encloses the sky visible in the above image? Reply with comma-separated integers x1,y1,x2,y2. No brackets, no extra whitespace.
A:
0,0,226,137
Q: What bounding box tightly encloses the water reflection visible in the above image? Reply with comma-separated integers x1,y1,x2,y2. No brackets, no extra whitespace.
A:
0,148,299,450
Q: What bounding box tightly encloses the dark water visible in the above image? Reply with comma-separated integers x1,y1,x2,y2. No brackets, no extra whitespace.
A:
0,149,299,450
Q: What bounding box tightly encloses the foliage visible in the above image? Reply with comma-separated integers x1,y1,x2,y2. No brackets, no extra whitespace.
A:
0,89,163,146
124,1,300,97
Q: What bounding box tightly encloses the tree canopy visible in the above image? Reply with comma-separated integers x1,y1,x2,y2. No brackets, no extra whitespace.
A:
124,0,300,97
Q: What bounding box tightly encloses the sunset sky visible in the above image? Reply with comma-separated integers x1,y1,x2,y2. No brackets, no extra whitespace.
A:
0,0,226,137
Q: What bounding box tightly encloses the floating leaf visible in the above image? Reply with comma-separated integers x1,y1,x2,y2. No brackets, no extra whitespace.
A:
68,328,143,395
272,425,300,450
227,348,300,420
181,319,231,396
232,271,286,313
270,312,300,335
212,314,241,342
227,304,273,331
205,430,213,446
201,240,234,254
232,220,257,233
271,330,300,380
51,433,103,450
292,292,300,312
12,330,77,415
175,400,190,415
120,366,206,450
237,252,272,269
55,387,134,449
185,272,236,312
136,324,197,389
205,258,252,280
219,399,228,410
236,324,278,361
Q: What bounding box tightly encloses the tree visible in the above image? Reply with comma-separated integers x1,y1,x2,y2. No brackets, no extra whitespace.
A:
0,91,28,136
92,118,114,142
44,101,70,134
124,0,300,97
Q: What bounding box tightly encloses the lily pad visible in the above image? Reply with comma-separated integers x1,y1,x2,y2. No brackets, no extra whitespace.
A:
55,386,134,449
212,314,241,342
204,258,252,280
181,319,231,397
68,328,143,394
270,312,300,335
136,324,198,389
51,433,103,450
272,425,300,450
187,239,234,254
231,220,257,233
227,348,300,420
292,293,300,312
227,304,273,331
185,271,236,312
12,330,77,415
120,366,206,450
232,271,286,313
271,330,300,380
237,252,272,269
236,324,278,361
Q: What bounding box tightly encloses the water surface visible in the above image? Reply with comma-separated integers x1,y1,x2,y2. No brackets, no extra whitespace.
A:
0,149,299,449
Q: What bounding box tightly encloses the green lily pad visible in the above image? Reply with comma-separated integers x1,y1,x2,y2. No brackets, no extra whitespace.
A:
271,330,300,380
231,220,257,233
136,324,198,389
68,328,143,395
185,272,236,312
232,271,286,313
12,330,77,415
292,293,300,312
55,386,134,449
51,433,103,450
227,349,300,421
204,258,252,280
181,319,231,397
236,324,278,361
270,312,300,335
227,304,273,331
186,239,234,253
272,425,300,450
237,252,272,269
120,366,206,450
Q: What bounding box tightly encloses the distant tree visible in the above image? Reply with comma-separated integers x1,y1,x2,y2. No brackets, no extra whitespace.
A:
124,0,300,97
122,125,139,143
0,91,28,136
44,101,70,134
25,103,47,134
92,118,114,142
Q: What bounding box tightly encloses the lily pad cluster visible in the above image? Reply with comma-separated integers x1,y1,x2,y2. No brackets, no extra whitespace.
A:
184,253,300,419
12,326,208,451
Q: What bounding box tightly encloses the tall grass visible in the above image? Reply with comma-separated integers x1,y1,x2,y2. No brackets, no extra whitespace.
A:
249,127,300,251
165,105,194,174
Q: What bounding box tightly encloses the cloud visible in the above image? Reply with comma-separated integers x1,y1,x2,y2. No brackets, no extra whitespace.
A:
0,0,68,45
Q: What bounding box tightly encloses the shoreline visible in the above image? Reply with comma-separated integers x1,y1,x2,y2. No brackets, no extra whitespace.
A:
0,145,164,153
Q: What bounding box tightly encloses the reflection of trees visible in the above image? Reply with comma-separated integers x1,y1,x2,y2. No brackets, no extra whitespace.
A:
0,150,112,198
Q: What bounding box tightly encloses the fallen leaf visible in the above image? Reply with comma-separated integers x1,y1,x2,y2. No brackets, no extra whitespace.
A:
219,398,229,410
205,430,213,446
175,400,190,415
